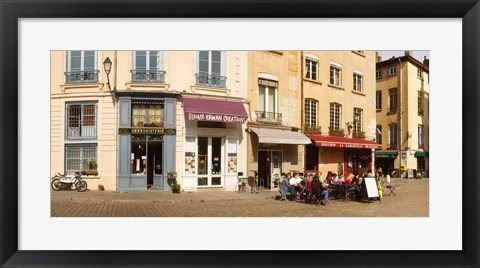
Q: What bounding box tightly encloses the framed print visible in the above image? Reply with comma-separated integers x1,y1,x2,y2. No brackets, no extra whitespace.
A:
1,0,479,267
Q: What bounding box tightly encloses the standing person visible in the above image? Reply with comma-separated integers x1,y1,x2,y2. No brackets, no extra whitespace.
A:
289,173,299,201
377,166,383,177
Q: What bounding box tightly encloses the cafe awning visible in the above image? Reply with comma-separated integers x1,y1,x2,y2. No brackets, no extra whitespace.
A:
308,135,382,149
251,128,312,145
415,151,429,157
376,150,398,158
183,98,248,124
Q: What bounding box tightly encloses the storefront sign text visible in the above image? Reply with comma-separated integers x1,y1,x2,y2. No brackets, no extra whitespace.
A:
317,142,380,149
119,128,176,135
186,112,247,124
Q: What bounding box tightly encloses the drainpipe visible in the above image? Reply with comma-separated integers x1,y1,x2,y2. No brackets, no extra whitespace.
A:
398,58,403,178
113,51,118,191
300,51,305,172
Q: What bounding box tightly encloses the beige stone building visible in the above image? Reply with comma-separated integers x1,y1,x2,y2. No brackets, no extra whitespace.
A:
375,51,430,178
300,51,380,177
246,51,311,190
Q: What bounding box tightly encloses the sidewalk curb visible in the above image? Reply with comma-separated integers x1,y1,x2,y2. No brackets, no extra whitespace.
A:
51,196,275,204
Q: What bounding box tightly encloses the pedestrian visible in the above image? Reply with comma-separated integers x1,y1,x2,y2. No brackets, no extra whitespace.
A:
289,173,299,201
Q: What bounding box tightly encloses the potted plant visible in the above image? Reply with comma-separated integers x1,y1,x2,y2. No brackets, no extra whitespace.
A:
172,183,181,194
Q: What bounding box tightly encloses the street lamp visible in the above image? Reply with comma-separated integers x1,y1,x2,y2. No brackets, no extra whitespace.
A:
103,57,112,90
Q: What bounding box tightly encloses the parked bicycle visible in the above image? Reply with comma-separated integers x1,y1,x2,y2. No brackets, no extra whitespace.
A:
51,171,88,192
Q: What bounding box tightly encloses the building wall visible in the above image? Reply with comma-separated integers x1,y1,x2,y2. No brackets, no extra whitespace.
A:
50,51,117,190
246,51,304,179
302,51,377,139
376,53,430,176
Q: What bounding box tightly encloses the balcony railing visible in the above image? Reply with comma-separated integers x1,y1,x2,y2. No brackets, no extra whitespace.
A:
195,73,227,88
352,131,366,139
328,127,345,137
388,144,398,150
132,115,164,128
131,69,166,83
65,70,99,84
255,111,282,124
303,125,322,134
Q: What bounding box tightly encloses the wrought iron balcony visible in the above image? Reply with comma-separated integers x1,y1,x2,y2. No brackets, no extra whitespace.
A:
131,69,166,83
255,111,282,124
303,125,322,134
388,144,398,150
195,73,227,88
328,127,345,137
352,131,366,139
65,70,99,84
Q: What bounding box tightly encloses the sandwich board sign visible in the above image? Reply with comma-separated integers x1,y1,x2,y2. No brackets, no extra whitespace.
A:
360,177,380,203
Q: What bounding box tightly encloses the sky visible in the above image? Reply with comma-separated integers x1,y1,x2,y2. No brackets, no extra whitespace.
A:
376,50,430,63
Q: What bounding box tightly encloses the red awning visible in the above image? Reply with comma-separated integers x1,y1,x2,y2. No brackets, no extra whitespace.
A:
183,98,248,124
308,135,382,149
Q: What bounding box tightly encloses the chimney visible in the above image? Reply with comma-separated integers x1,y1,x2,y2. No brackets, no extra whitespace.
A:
405,50,412,57
376,52,382,62
423,56,430,67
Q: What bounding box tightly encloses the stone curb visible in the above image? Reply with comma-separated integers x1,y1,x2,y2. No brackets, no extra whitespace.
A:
51,196,275,204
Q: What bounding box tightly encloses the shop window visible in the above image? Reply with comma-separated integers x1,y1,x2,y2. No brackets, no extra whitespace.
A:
197,121,226,128
131,135,147,175
185,137,196,175
65,50,98,83
131,102,164,127
227,138,238,174
65,144,97,174
66,103,97,139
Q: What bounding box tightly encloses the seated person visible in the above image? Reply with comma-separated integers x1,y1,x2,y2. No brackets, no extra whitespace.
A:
344,174,354,185
279,174,291,201
288,173,299,201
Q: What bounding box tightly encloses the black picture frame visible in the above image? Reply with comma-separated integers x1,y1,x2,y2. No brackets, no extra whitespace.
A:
1,0,478,267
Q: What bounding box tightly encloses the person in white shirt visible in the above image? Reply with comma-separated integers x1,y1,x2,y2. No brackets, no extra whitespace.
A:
289,172,301,201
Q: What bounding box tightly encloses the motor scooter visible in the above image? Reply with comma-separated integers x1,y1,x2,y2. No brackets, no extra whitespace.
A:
51,171,88,192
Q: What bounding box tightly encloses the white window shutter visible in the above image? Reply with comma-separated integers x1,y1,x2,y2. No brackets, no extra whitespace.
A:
221,51,226,76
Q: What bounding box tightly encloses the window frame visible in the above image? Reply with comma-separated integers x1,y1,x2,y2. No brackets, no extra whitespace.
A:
65,143,98,175
304,99,318,127
418,124,424,148
417,69,423,79
376,70,382,79
376,125,382,144
389,123,398,147
197,50,226,76
329,64,342,86
376,90,382,110
258,83,278,113
67,50,97,72
418,91,424,115
329,102,342,130
388,66,397,76
353,108,363,133
305,58,318,80
389,88,398,112
65,102,98,140
132,51,163,71
353,72,363,92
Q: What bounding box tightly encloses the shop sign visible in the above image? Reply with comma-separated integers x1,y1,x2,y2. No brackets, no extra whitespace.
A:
317,142,379,149
186,112,247,124
119,128,176,135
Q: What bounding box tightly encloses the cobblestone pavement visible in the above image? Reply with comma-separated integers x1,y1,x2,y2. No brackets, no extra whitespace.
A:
51,178,429,217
